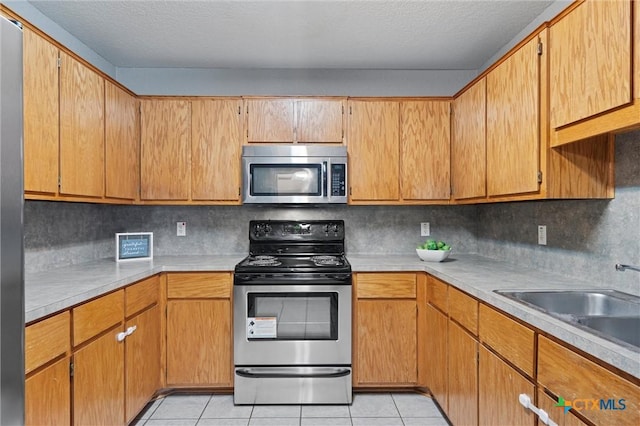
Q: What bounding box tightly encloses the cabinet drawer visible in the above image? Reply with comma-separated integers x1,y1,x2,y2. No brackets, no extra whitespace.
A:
479,304,534,377
73,290,124,346
25,311,70,374
538,336,640,426
427,275,448,313
449,287,478,335
167,272,232,298
126,275,159,317
356,273,416,299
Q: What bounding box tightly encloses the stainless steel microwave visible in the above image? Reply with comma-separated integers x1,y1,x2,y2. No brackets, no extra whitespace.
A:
242,145,347,204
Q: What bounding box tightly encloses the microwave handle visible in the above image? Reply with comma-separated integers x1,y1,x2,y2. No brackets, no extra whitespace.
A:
322,161,328,198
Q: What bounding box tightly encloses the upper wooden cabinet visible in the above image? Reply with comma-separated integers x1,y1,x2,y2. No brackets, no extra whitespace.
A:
191,99,243,202
23,28,59,196
486,35,541,198
348,100,400,202
550,0,632,130
452,78,486,201
245,98,345,143
59,51,105,198
549,0,639,146
105,82,139,200
140,99,191,200
400,100,450,201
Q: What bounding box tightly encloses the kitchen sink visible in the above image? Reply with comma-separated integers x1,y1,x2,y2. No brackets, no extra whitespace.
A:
495,290,640,317
577,316,640,348
494,289,640,350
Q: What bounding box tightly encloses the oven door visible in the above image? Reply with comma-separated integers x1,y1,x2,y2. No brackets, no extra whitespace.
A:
234,284,351,366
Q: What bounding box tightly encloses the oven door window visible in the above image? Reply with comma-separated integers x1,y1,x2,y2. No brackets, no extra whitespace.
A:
247,292,338,340
250,164,322,196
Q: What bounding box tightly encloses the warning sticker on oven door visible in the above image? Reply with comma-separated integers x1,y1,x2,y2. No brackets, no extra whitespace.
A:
247,317,277,338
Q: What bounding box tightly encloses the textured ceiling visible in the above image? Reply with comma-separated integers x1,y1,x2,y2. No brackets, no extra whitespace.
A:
27,0,555,70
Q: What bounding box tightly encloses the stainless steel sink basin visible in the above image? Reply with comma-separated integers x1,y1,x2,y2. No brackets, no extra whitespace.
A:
495,290,640,317
577,316,640,348
494,289,640,350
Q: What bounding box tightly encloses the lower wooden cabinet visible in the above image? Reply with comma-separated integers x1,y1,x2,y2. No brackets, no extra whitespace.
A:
354,273,419,386
448,321,478,426
478,345,535,426
125,304,161,423
73,327,125,426
165,273,233,386
25,357,71,426
425,303,448,409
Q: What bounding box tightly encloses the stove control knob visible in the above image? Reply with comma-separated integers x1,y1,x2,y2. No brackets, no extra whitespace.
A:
331,223,340,233
264,224,272,235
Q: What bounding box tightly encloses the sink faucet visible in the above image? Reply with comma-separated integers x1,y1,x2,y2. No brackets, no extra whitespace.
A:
615,263,640,273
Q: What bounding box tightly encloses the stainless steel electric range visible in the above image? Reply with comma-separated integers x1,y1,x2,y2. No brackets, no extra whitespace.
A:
233,220,352,405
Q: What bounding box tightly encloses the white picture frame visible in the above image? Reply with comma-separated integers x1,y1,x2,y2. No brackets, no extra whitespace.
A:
116,232,153,262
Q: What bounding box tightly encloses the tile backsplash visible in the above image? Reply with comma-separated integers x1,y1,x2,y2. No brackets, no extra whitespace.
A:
25,130,639,294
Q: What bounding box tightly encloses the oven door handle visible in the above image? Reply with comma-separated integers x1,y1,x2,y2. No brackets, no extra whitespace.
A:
235,367,351,379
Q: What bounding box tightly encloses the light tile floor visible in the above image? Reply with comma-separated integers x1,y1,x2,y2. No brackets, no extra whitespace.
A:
131,392,450,426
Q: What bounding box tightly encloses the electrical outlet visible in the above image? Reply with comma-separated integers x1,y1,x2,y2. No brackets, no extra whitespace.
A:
538,225,547,245
177,221,186,237
421,222,430,237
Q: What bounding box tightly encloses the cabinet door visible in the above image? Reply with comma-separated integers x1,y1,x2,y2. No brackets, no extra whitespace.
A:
448,321,478,426
191,99,243,201
23,28,59,195
105,82,139,200
478,345,535,426
401,100,450,201
550,0,632,129
246,99,294,142
486,36,540,197
348,101,400,201
59,51,105,197
125,305,161,423
296,99,344,143
73,329,125,426
356,299,417,385
140,99,191,200
25,357,71,426
425,304,448,412
166,299,232,386
452,78,486,200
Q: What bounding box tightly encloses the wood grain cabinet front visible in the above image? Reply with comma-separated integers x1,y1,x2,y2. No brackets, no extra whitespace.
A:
166,272,233,387
354,273,420,386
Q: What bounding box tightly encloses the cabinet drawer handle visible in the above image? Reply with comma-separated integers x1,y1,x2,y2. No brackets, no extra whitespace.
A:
116,326,137,342
518,394,558,426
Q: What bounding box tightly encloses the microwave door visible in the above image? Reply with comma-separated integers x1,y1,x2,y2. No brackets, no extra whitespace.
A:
277,169,312,193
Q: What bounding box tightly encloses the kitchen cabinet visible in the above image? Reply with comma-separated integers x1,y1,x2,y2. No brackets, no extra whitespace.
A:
447,287,479,426
59,51,105,198
451,78,486,201
478,345,535,426
166,272,233,386
538,336,640,426
549,0,637,146
347,100,400,202
191,98,243,202
245,98,345,143
486,35,541,198
124,276,161,424
105,81,139,200
354,273,422,386
72,290,125,426
24,312,71,426
140,99,191,200
22,28,59,196
400,100,450,201
424,275,448,410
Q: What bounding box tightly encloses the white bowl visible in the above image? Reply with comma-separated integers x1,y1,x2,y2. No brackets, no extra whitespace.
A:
416,248,451,262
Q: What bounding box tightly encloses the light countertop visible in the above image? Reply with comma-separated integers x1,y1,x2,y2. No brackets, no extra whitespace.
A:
25,253,640,379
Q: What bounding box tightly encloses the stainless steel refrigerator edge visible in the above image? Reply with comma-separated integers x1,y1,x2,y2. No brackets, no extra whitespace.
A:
0,15,25,425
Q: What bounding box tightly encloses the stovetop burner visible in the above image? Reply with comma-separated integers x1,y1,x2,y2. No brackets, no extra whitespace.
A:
311,255,343,266
245,255,282,267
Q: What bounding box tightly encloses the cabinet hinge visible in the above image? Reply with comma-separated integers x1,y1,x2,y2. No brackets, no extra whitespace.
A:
69,361,74,378
349,106,352,115
58,176,61,189
57,56,61,68
537,41,543,56
238,106,241,115
238,187,241,196
537,171,543,184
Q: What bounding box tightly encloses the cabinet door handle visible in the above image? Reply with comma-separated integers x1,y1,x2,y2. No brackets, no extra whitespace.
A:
116,331,127,342
126,325,137,336
518,394,558,426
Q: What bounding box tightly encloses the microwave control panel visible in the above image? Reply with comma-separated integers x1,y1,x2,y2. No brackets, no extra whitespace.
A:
331,164,346,197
